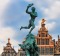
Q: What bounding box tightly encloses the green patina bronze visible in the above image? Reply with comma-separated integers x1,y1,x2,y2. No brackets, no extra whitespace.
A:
19,3,39,56
19,33,40,56
20,3,37,34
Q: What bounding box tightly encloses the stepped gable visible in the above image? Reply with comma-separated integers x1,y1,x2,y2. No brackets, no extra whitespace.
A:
35,19,54,55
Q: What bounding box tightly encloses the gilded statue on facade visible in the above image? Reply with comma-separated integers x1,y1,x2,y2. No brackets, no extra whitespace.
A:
41,19,46,24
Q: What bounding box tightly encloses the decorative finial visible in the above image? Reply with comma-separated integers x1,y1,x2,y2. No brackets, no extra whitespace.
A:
8,38,10,43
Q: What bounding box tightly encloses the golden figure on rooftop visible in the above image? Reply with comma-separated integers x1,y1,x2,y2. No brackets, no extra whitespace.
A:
41,19,46,24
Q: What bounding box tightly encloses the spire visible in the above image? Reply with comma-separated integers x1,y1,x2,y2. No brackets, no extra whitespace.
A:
8,38,10,43
58,35,59,39
6,38,11,47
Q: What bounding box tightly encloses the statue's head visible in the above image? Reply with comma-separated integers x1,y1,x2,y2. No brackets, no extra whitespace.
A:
31,7,35,12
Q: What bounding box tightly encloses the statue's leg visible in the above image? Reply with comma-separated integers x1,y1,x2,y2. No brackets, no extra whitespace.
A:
20,24,31,30
29,21,35,33
25,50,30,56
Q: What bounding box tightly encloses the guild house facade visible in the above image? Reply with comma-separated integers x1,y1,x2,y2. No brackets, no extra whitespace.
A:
1,19,60,56
1,38,17,56
35,19,54,56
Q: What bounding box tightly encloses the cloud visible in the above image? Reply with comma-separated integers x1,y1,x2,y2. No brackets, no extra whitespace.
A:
37,19,56,31
24,0,32,2
25,0,60,20
0,0,11,16
24,0,60,20
44,0,60,19
0,27,17,40
0,0,11,27
46,22,56,31
0,0,19,54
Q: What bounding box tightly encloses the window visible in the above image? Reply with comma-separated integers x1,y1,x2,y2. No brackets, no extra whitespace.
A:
39,39,40,45
5,53,6,56
46,39,49,45
41,33,45,37
41,39,44,45
39,34,40,37
8,53,10,56
37,39,39,45
37,39,40,45
40,47,44,55
45,48,49,55
46,34,48,37
50,48,53,55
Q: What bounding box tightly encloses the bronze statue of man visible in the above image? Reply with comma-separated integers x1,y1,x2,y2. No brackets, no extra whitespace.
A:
20,3,37,33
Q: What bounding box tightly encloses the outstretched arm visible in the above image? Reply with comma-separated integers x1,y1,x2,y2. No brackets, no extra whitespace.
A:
26,6,31,14
26,3,33,14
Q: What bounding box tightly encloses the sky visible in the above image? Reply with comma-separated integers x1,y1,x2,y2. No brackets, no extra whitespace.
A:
0,0,60,54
